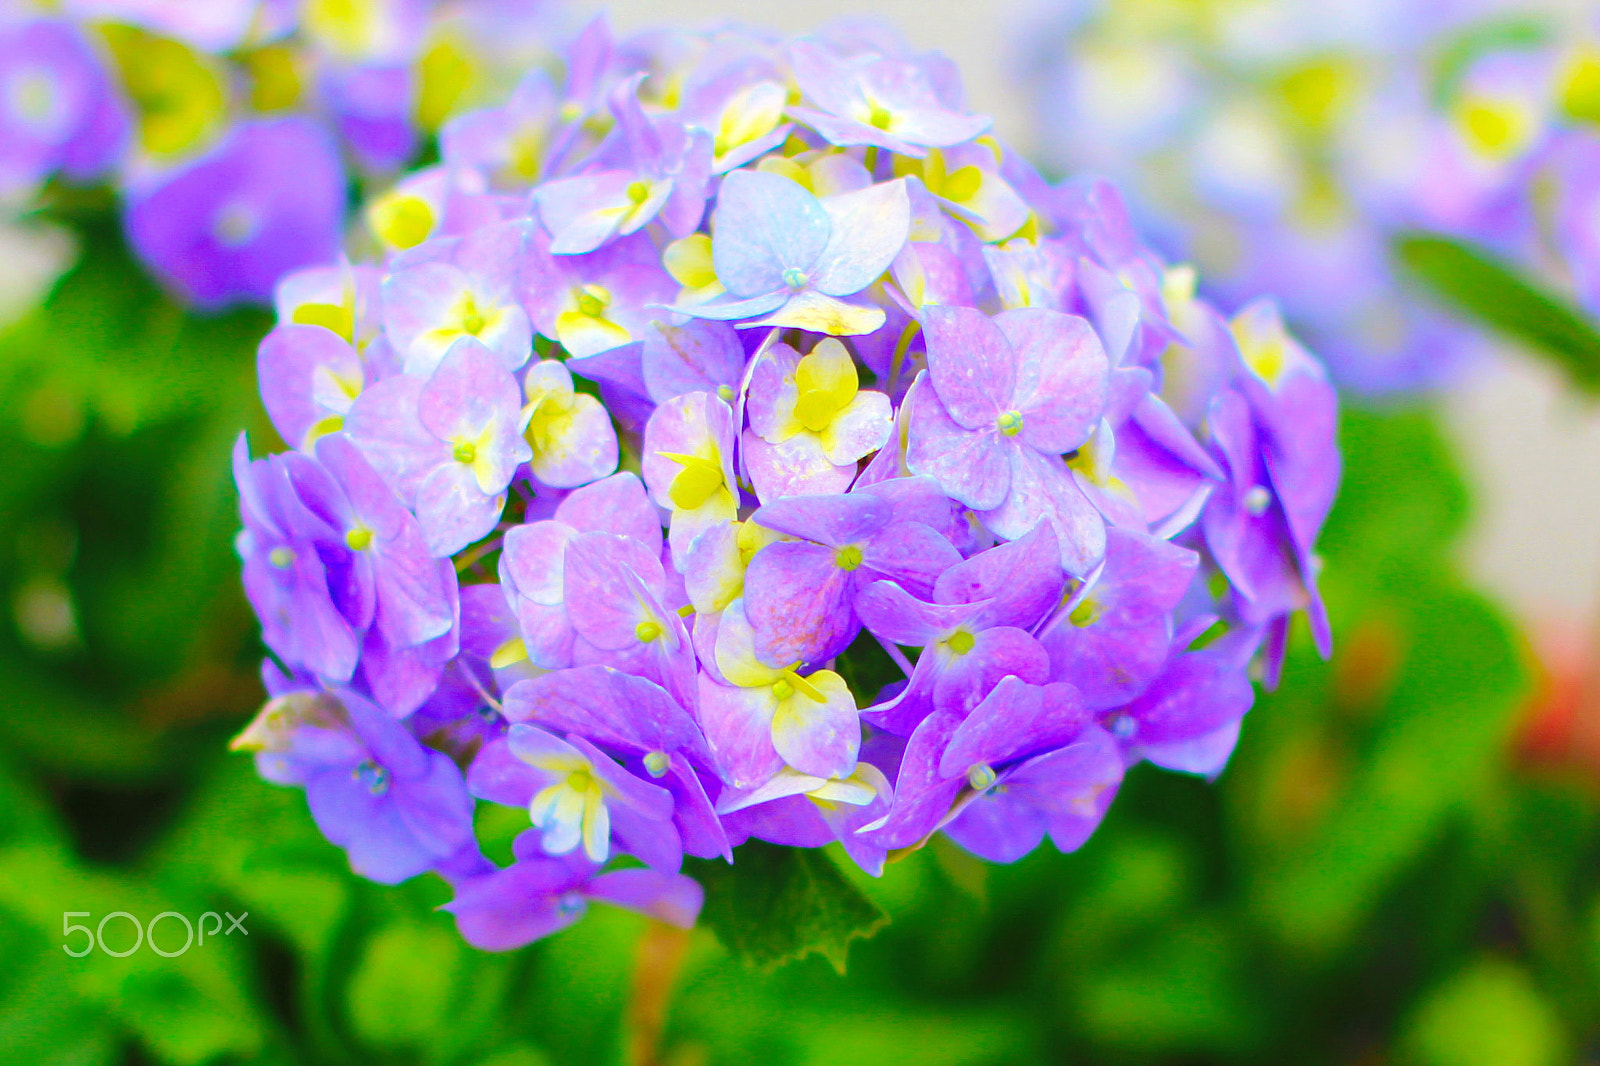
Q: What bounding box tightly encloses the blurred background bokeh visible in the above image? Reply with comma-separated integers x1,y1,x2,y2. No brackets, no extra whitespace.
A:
5,1,1600,1064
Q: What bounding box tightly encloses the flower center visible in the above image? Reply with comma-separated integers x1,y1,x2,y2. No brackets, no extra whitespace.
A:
353,759,389,795
1243,485,1272,516
454,440,477,464
635,619,663,643
567,768,594,793
576,283,611,318
997,410,1024,437
458,294,487,335
782,266,809,290
213,200,260,247
643,750,670,777
9,67,60,127
966,763,996,791
1069,597,1099,627
626,180,650,205
268,546,295,569
835,545,863,571
947,629,975,655
344,527,373,551
772,678,794,701
867,103,893,130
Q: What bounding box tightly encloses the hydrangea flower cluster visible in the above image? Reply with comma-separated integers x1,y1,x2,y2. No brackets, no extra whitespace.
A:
0,0,560,306
233,16,1341,951
1020,0,1600,392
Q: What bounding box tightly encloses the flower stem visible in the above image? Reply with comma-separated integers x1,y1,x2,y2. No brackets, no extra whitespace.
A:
873,632,914,678
624,919,693,1066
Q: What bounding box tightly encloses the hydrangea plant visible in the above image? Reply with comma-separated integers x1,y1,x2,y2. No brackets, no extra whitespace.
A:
233,15,1341,954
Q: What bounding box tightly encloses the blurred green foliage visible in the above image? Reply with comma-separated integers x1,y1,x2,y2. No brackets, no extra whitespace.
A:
1395,232,1600,395
3,218,1598,1066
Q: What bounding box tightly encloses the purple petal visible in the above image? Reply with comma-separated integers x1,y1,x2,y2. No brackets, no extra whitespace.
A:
344,374,444,504
1117,651,1255,746
745,432,855,503
663,756,732,861
641,319,746,405
810,179,911,297
444,857,585,950
609,801,684,872
752,491,890,547
922,305,1016,429
391,750,475,858
711,168,831,297
940,790,1049,863
696,672,785,789
855,579,984,646
502,666,711,764
553,471,662,551
939,677,1088,777
933,626,1051,716
585,868,704,928
306,767,438,884
562,531,667,649
859,708,965,849
258,324,363,450
415,462,503,558
934,520,1063,630
993,308,1108,454
744,541,857,667
903,377,1011,511
979,447,1106,575
745,342,801,442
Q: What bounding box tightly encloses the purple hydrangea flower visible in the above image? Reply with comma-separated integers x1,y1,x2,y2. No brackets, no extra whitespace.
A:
382,220,535,376
675,169,911,335
444,835,702,951
742,485,962,667
534,73,713,254
906,305,1110,572
125,118,345,307
0,18,129,197
232,686,475,883
786,37,990,157
345,336,532,556
468,723,682,870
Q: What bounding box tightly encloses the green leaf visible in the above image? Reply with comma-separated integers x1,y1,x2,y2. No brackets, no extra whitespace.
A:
1076,916,1254,1053
0,962,118,1066
1318,407,1469,583
346,922,465,1049
1250,587,1527,952
1400,957,1568,1066
687,840,887,973
1392,232,1600,394
0,651,168,781
0,845,267,1064
150,757,352,959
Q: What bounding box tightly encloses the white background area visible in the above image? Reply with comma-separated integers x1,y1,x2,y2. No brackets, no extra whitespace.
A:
581,0,1600,632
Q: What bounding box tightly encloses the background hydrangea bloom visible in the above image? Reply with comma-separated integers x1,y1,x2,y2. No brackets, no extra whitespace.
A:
0,0,563,306
1017,0,1600,393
